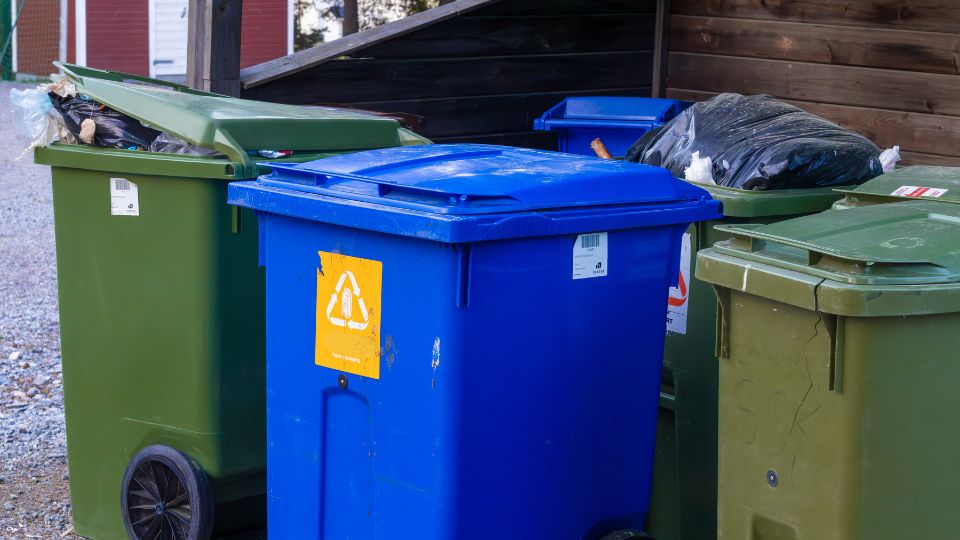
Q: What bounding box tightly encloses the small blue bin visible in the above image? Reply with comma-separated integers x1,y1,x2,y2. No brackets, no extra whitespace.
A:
228,144,720,539
534,96,690,157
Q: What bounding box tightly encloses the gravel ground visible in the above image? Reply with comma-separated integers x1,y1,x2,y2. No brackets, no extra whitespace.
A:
0,81,77,538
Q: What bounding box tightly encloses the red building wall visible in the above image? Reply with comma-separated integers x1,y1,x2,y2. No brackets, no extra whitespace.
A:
66,0,75,63
15,0,61,75
241,0,288,68
14,0,285,78
85,0,150,76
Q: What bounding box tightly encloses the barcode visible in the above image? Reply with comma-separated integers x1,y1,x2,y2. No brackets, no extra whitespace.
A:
581,234,601,248
113,179,131,191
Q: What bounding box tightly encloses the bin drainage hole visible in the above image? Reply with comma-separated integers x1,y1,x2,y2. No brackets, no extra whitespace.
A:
766,469,779,488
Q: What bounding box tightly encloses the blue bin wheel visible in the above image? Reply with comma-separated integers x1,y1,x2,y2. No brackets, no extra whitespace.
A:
598,530,655,540
121,444,214,540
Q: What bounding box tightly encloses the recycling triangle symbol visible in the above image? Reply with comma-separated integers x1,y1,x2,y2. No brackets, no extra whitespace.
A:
326,270,370,331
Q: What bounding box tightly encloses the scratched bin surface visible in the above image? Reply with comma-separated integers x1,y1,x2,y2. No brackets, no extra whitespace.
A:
228,144,721,539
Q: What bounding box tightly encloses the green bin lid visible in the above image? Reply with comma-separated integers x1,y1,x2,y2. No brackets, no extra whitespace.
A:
697,200,960,316
697,184,843,218
835,166,960,207
55,63,419,176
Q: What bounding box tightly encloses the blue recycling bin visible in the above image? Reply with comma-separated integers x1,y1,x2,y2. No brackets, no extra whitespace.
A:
534,96,689,157
228,144,721,539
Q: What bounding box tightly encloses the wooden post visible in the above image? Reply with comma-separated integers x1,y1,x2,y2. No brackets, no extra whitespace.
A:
342,0,358,36
187,0,243,96
651,0,671,98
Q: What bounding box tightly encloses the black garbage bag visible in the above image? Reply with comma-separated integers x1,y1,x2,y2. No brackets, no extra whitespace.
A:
625,93,883,190
49,93,161,150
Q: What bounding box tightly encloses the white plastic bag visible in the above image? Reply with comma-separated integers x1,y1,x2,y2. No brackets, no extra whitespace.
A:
9,76,81,158
879,145,900,173
683,151,717,185
10,86,53,140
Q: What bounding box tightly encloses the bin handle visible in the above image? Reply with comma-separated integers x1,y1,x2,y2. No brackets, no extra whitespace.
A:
823,314,845,393
259,162,522,211
717,223,856,266
213,129,256,177
538,118,659,130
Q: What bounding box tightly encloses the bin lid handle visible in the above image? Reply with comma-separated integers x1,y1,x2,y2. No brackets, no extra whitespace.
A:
213,129,256,177
259,161,522,212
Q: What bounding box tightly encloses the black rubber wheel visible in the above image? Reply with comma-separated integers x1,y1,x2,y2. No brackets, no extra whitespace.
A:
598,531,655,540
121,444,214,540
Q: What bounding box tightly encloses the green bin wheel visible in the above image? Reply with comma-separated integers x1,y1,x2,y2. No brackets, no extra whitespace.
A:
121,444,214,540
598,530,655,540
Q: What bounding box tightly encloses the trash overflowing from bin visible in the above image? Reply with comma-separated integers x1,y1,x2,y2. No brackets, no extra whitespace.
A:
590,137,613,159
51,93,163,150
9,76,79,155
10,76,217,157
11,72,426,162
683,150,716,185
625,93,898,190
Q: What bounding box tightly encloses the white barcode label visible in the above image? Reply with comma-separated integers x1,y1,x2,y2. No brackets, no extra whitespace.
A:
110,178,140,216
580,234,601,248
572,232,608,280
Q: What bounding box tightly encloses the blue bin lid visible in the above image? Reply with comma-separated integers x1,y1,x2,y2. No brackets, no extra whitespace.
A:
533,97,687,132
559,97,682,122
254,144,692,215
229,144,721,243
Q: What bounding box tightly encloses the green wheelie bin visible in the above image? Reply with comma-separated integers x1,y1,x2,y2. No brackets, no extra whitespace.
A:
37,63,428,539
646,185,846,540
832,165,960,209
697,200,960,540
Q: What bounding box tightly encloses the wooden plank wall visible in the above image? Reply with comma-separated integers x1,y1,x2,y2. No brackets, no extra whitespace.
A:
242,0,657,149
666,1,960,166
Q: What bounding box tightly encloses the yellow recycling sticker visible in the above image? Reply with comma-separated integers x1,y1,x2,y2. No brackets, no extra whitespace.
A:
315,251,382,379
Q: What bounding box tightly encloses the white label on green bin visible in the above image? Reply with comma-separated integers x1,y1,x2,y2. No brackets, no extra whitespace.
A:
891,185,948,198
666,233,691,334
110,178,140,216
572,232,608,280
